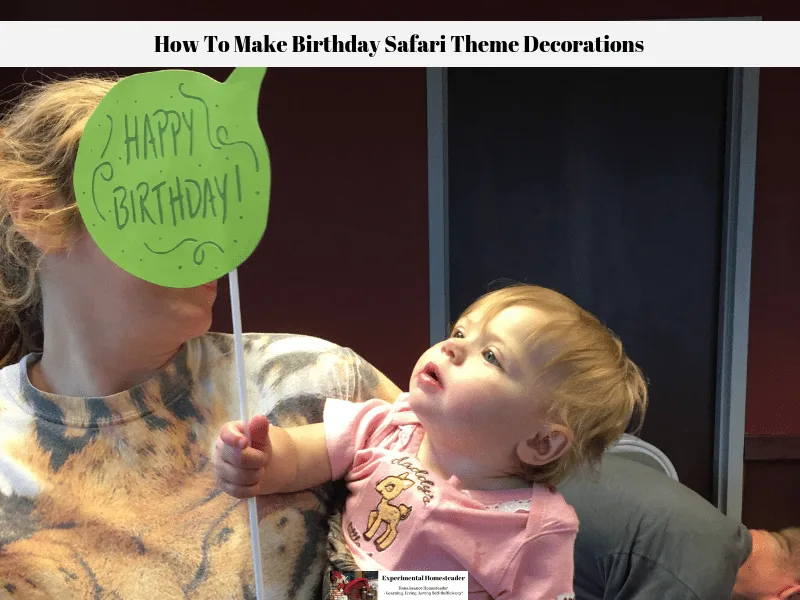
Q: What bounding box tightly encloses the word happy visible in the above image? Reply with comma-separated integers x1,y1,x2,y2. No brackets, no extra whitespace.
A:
123,109,194,165
154,34,644,57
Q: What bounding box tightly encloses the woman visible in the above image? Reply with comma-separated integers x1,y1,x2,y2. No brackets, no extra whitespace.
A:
0,76,401,599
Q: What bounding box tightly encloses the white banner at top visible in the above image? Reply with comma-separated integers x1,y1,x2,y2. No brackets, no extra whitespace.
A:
0,20,795,67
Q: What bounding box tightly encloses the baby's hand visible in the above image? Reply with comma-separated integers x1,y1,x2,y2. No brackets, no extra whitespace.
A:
215,415,272,499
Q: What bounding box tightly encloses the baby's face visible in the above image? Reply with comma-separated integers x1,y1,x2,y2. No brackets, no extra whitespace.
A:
407,304,553,473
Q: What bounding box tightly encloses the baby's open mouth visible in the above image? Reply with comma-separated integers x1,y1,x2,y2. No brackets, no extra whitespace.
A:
421,363,443,388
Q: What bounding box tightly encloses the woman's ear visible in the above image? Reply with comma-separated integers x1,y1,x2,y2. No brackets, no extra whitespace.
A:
516,425,574,467
8,195,70,253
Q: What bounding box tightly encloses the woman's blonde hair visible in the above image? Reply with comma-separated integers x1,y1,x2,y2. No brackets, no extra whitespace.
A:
457,284,648,487
0,75,118,366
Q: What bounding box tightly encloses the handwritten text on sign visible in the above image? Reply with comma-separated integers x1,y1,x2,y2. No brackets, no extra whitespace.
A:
74,67,270,288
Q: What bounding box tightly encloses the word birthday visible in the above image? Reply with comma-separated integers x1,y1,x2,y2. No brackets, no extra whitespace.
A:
154,34,645,57
92,163,243,231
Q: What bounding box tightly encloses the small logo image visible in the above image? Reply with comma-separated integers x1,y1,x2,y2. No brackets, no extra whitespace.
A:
363,472,414,551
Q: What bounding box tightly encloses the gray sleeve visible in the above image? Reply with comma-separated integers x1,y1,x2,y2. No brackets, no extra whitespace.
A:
562,455,751,600
600,554,702,600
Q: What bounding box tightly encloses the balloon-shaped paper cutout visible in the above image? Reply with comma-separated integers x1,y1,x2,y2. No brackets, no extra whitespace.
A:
74,67,270,288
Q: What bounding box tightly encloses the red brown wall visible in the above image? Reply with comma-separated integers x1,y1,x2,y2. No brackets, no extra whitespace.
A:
745,68,800,436
209,67,430,388
742,66,800,529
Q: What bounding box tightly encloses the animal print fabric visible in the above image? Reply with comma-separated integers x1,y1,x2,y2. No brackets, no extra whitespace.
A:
0,333,401,600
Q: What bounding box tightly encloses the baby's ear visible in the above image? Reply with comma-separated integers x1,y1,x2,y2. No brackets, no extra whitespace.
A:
779,584,800,599
516,425,573,467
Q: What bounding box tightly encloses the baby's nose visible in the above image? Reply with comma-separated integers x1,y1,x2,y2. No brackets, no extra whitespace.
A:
441,339,464,363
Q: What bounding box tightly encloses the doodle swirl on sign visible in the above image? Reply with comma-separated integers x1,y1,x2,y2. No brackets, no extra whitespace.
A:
74,68,271,288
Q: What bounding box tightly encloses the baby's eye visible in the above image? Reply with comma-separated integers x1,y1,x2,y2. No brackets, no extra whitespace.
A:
452,329,465,339
483,349,500,366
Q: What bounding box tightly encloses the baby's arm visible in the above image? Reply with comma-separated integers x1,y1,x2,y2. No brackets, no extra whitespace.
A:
215,415,332,498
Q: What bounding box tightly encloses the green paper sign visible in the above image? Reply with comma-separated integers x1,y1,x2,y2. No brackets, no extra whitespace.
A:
73,67,270,288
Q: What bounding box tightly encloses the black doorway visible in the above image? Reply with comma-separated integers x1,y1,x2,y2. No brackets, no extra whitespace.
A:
446,67,729,500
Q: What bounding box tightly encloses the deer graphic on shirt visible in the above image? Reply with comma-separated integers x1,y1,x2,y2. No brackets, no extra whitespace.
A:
363,472,414,551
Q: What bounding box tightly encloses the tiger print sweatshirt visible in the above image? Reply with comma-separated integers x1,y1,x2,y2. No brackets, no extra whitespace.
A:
0,332,400,600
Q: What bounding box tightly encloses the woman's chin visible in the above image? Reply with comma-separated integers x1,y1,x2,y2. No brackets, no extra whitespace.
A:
190,313,214,339
168,309,214,343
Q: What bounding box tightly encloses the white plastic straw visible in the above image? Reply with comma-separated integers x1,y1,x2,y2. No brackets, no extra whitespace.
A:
228,268,266,600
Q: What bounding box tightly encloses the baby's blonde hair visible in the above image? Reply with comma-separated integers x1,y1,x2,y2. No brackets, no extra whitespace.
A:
458,284,648,487
0,75,117,366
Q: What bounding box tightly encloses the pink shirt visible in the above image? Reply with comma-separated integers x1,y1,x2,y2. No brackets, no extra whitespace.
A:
324,395,578,600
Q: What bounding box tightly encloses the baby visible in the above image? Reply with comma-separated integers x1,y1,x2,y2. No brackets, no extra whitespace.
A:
215,285,648,599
